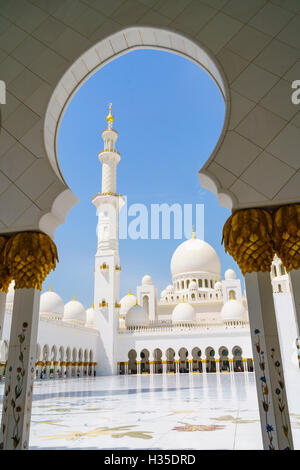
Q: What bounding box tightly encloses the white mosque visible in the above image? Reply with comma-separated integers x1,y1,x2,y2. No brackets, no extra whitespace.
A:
0,107,293,380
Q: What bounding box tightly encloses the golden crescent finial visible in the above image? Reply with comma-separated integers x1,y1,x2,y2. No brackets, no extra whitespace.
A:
106,102,114,124
49,284,52,292
192,226,195,239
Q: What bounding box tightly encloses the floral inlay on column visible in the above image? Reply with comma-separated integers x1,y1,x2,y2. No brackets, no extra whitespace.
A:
270,348,292,450
254,328,275,450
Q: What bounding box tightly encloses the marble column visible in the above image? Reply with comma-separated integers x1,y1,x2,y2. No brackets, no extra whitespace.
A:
0,288,40,450
245,271,294,450
289,269,300,337
162,360,167,375
244,359,248,372
36,363,42,380
202,360,206,374
53,362,58,379
45,362,51,379
124,362,128,375
60,362,66,378
136,361,141,375
0,363,4,381
66,363,71,378
216,360,220,373
188,360,192,373
229,359,234,373
0,292,7,341
175,360,180,374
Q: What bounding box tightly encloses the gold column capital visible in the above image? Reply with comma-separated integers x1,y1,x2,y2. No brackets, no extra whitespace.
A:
3,231,58,290
222,208,274,274
0,236,12,293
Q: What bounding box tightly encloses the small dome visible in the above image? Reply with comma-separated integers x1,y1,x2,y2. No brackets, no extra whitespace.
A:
172,301,195,324
221,299,245,321
120,292,137,316
215,281,222,290
225,268,236,280
171,238,220,277
40,290,64,318
142,274,152,285
189,280,197,290
64,299,86,323
85,306,95,327
166,284,174,293
125,304,148,327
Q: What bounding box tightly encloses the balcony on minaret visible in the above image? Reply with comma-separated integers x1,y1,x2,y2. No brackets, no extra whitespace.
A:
99,300,108,308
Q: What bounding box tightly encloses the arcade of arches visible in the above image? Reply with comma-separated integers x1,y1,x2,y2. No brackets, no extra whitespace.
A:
120,346,253,375
0,341,96,380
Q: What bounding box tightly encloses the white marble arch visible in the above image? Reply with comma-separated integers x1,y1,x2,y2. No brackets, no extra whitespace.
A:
43,26,231,239
0,1,299,238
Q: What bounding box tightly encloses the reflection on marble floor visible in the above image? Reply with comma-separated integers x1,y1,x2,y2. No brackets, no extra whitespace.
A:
1,373,300,450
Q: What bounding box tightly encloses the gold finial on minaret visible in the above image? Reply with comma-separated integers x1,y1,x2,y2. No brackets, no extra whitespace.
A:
129,288,132,295
192,225,196,239
92,302,94,309
106,102,114,126
49,284,52,292
73,294,76,301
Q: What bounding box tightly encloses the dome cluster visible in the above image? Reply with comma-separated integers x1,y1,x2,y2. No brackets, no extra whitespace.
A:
37,288,95,328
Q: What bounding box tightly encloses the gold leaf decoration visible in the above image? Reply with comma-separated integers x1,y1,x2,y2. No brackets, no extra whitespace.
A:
222,208,274,274
273,204,300,272
0,236,12,293
4,232,58,290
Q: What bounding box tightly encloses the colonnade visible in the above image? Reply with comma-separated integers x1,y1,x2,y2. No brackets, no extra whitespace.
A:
34,361,97,379
119,346,254,375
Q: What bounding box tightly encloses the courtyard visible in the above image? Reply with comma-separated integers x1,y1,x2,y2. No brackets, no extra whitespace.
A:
1,373,299,450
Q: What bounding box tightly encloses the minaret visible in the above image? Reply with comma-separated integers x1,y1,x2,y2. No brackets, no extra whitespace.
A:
92,104,124,375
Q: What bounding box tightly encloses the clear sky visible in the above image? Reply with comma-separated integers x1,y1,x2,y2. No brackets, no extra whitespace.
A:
44,49,242,307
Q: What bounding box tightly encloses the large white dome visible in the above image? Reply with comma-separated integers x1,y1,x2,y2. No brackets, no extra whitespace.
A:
125,304,148,327
172,301,195,324
120,292,137,316
171,238,220,277
64,299,86,323
221,299,245,321
40,290,64,318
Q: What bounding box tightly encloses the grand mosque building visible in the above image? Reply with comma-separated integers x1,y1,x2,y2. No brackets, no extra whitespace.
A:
0,108,292,380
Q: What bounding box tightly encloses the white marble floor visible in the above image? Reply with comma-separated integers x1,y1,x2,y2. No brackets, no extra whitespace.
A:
1,373,300,450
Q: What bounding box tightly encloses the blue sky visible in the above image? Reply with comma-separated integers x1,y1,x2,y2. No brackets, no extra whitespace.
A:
45,49,242,306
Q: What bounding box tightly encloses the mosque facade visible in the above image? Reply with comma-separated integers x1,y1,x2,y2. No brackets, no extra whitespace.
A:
0,109,293,379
